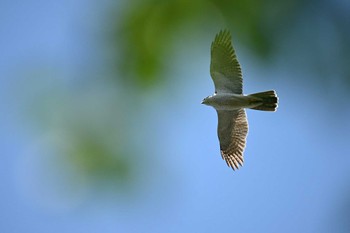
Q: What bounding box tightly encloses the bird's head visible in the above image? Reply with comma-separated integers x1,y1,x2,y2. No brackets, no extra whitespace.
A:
201,96,211,105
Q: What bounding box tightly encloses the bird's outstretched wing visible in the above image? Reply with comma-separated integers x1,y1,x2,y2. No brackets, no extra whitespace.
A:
217,109,248,170
210,30,243,94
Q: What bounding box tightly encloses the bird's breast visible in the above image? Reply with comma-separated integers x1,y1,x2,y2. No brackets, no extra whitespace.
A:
208,94,254,110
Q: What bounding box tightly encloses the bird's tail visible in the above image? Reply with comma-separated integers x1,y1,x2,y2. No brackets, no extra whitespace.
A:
249,90,278,111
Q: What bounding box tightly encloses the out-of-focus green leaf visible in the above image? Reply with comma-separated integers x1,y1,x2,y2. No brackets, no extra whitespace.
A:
68,133,131,184
110,0,206,88
108,0,308,89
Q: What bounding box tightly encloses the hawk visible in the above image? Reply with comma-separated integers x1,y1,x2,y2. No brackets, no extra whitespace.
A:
202,30,278,170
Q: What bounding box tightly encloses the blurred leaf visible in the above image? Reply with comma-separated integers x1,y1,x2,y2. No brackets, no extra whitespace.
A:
108,0,308,89
66,130,133,189
211,0,305,57
110,0,205,88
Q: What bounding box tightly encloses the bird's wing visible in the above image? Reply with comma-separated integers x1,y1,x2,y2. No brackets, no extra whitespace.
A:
217,109,248,170
210,30,243,94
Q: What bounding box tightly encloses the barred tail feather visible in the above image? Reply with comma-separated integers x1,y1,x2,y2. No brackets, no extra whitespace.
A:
249,90,278,111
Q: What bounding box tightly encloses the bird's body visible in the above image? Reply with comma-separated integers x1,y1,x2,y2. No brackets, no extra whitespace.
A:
203,93,260,111
202,30,278,170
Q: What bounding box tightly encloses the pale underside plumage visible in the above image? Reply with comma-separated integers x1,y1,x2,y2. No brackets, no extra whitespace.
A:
210,30,248,170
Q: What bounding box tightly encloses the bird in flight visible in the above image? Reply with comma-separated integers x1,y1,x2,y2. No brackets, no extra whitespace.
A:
202,30,278,170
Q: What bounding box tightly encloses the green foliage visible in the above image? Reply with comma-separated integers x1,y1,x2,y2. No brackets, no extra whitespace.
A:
68,133,131,184
110,0,205,87
109,0,306,88
108,0,350,91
